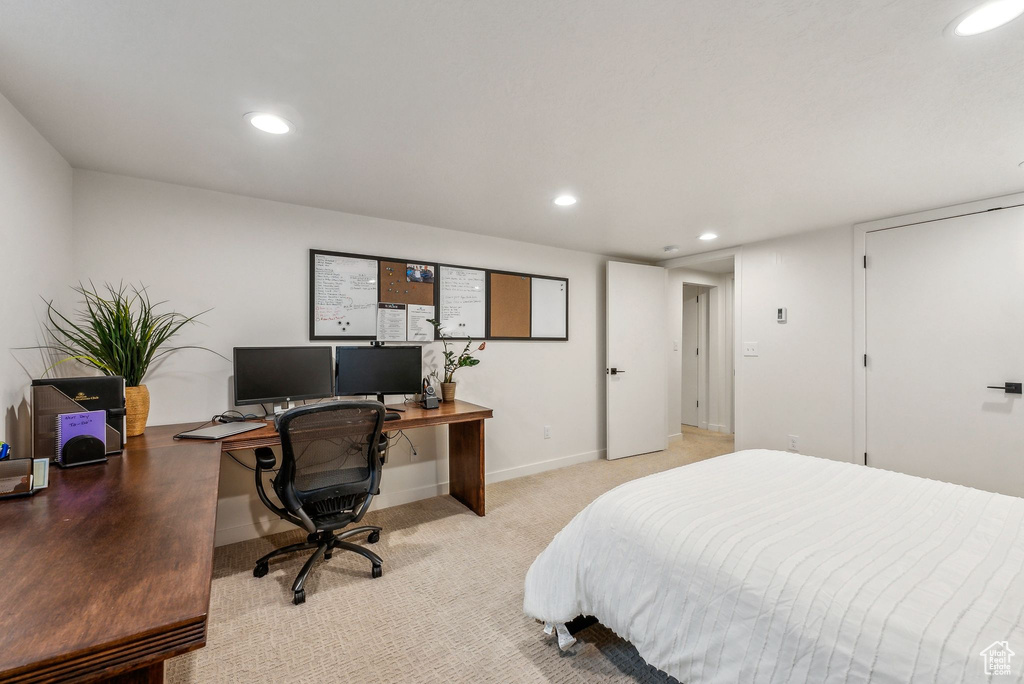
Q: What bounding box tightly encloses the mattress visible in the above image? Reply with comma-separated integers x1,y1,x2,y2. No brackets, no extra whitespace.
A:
523,450,1024,683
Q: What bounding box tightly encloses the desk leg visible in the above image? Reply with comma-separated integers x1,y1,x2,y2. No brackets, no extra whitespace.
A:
448,419,485,516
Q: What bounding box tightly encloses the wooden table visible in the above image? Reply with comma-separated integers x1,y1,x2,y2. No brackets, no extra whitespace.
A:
221,400,493,516
0,399,492,683
0,426,221,684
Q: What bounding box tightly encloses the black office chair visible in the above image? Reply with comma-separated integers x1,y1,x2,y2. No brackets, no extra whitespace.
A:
252,401,387,605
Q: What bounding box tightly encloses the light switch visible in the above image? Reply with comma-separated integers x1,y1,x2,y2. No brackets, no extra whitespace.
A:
743,342,759,357
673,340,679,351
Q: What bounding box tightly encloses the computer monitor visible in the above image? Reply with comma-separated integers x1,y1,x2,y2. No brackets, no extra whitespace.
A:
233,346,334,406
335,346,422,405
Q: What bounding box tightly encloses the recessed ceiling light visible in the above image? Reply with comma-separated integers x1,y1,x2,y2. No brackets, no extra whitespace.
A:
245,112,293,134
699,232,718,241
553,195,577,206
952,0,1024,36
663,245,680,254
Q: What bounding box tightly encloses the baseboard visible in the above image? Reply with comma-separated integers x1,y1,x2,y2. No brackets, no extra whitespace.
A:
485,448,605,484
214,449,604,546
668,432,683,443
708,423,727,433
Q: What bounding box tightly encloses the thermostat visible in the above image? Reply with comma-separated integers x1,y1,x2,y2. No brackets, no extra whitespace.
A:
777,307,787,323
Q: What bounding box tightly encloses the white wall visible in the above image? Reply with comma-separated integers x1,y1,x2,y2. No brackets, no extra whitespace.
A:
0,91,73,456
734,225,855,462
72,170,607,544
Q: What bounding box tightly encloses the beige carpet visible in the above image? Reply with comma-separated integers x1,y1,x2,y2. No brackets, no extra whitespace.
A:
167,427,734,684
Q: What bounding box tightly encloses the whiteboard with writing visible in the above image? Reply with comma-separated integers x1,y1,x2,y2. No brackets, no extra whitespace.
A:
311,252,378,338
531,277,568,338
439,266,486,338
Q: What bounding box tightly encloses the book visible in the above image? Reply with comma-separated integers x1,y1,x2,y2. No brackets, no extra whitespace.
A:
55,411,107,460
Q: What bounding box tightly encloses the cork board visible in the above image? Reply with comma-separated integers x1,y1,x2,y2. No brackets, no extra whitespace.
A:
489,273,531,338
379,260,435,306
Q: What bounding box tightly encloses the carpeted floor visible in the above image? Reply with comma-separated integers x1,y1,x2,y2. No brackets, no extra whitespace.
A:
167,427,733,684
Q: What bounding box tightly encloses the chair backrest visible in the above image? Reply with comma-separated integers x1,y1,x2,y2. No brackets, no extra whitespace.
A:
275,401,385,529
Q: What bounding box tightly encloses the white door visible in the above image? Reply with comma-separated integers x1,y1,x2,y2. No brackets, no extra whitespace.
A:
865,206,1024,496
606,261,667,460
681,285,703,427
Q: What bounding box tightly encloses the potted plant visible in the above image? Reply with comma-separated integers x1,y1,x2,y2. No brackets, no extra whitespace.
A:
39,282,215,437
428,319,485,402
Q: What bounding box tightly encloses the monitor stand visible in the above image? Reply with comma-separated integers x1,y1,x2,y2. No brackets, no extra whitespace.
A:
375,393,405,412
273,401,295,428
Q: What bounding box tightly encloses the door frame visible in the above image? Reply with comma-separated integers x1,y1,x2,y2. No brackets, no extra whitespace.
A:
681,284,710,429
853,191,1024,467
660,247,741,437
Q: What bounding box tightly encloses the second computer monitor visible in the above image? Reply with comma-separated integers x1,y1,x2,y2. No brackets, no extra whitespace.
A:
335,346,422,403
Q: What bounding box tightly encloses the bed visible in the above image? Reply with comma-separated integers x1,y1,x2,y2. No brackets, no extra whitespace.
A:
523,450,1024,683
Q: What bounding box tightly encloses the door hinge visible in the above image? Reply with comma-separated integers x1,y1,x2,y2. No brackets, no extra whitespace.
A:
696,347,699,356
863,354,868,367
863,255,867,268
696,400,699,408
864,452,868,466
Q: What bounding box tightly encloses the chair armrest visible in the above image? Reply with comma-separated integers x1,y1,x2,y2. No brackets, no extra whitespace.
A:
255,447,276,470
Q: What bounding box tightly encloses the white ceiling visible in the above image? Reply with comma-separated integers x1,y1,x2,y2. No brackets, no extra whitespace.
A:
1,1,1023,260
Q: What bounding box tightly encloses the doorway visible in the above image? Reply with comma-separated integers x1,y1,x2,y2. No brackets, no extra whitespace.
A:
681,285,709,428
663,253,737,440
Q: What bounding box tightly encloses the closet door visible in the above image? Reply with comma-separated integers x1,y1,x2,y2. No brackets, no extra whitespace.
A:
865,206,1024,496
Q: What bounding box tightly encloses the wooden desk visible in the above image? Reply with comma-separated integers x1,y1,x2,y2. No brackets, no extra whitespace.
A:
0,426,221,684
0,400,491,683
221,400,493,516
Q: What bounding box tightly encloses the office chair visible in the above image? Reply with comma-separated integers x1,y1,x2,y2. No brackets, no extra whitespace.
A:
252,401,387,605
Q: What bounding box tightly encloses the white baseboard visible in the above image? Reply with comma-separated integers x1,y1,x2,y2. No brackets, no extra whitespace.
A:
485,448,605,484
668,432,683,443
214,448,605,546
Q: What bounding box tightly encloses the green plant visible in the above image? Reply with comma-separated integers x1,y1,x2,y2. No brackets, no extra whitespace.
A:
39,282,217,387
428,319,485,383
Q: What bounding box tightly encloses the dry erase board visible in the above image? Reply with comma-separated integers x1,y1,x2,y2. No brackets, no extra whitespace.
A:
438,265,487,339
531,277,568,339
310,251,378,339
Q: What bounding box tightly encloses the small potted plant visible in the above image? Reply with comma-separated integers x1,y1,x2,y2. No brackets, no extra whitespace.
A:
428,319,485,402
38,282,216,436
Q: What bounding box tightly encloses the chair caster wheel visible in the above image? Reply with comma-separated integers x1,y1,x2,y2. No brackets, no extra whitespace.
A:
372,564,383,579
253,562,268,578
368,531,380,544
293,589,305,605
324,551,332,560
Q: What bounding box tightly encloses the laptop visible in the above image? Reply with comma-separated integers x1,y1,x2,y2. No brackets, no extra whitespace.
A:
176,422,265,440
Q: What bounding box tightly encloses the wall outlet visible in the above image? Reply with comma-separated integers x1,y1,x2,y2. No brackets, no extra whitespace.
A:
673,340,679,352
743,342,759,357
788,435,799,452
543,425,551,439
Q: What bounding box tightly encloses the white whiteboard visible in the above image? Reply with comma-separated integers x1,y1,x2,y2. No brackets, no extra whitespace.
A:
439,266,486,338
312,253,378,338
531,277,568,338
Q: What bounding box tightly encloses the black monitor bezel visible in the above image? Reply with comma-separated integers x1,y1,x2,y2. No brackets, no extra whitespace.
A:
334,345,423,397
233,346,335,406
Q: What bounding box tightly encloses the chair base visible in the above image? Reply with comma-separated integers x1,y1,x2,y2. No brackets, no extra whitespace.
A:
253,526,383,604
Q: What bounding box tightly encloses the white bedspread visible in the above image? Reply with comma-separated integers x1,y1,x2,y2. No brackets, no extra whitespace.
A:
524,450,1024,683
